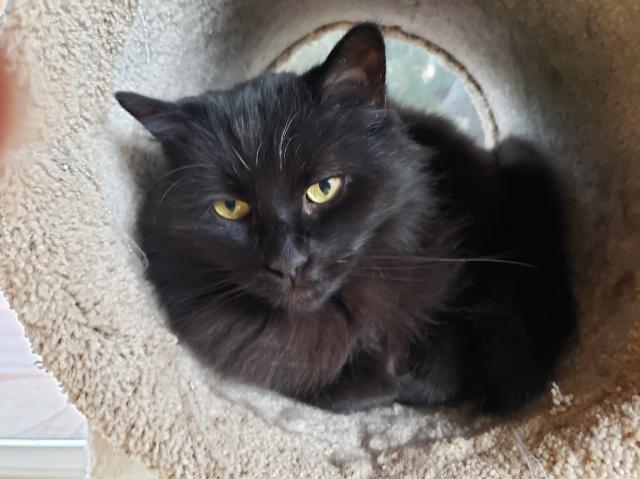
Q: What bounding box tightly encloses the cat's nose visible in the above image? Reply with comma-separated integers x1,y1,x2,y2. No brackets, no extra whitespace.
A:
266,252,308,284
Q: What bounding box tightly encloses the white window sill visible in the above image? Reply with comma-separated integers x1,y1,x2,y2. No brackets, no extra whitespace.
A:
0,439,88,479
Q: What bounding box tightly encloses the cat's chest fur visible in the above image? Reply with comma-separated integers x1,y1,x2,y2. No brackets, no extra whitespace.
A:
172,254,462,396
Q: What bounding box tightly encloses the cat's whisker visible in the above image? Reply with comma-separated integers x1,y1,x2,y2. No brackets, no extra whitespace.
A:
145,164,212,192
205,286,254,312
231,144,250,172
278,111,299,171
153,264,233,274
203,267,235,274
283,135,295,164
160,164,211,179
348,272,437,283
158,176,192,205
170,284,230,303
255,139,264,166
366,256,535,269
172,281,250,307
210,290,246,305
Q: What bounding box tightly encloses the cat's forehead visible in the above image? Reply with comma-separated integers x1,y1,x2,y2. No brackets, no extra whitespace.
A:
222,73,308,122
181,75,312,189
194,74,310,156
184,72,373,194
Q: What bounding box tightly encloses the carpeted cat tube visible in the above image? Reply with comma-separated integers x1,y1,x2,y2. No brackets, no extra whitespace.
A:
1,2,639,478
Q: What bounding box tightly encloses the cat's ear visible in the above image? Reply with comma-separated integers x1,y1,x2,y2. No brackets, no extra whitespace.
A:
115,91,186,140
310,23,386,106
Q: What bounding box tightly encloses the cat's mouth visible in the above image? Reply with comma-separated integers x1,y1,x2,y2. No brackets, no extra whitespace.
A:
247,266,345,313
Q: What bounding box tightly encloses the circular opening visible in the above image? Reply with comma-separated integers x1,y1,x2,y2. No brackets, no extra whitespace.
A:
270,23,497,147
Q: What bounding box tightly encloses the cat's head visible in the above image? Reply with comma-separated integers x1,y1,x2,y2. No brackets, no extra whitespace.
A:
117,23,432,312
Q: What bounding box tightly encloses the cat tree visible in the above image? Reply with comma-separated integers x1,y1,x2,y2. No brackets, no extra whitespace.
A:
1,1,639,477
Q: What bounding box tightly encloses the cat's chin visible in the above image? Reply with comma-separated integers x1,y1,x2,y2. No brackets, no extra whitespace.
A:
279,286,329,314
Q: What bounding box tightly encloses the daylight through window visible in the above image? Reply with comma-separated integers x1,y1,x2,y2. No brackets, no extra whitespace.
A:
273,26,489,146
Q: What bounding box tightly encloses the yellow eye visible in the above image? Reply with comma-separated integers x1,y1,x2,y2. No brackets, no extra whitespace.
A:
213,199,251,220
306,177,342,204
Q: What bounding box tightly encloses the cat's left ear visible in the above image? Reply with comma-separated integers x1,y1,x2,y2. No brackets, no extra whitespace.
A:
115,91,186,141
308,23,386,107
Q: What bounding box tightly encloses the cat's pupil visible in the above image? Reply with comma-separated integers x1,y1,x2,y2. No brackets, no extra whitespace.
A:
319,180,331,195
225,200,236,211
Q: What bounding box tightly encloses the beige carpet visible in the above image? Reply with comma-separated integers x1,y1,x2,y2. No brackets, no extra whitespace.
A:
0,1,639,477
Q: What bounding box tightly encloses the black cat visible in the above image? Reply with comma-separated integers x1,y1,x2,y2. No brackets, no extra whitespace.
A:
116,23,575,413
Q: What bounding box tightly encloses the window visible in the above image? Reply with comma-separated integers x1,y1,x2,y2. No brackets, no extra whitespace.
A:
0,292,88,478
272,25,491,147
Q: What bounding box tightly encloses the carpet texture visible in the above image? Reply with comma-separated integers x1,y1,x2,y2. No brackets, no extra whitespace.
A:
0,1,639,477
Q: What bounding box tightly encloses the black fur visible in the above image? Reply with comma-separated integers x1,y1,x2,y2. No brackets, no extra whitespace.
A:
116,23,575,413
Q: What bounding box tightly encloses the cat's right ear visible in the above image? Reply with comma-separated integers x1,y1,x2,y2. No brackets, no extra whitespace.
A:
306,23,386,107
115,91,186,140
